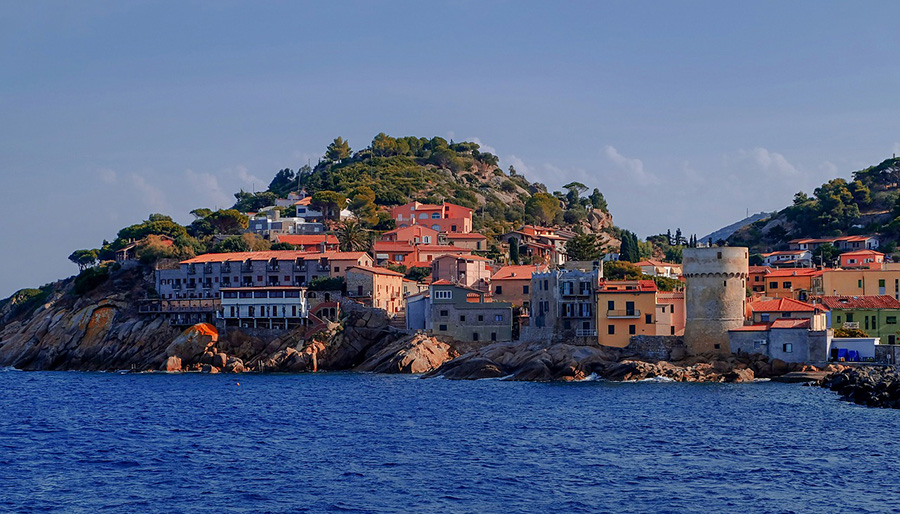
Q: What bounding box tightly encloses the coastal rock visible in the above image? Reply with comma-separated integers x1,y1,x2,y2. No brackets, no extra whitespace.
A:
165,323,218,363
821,366,900,408
201,364,220,374
161,356,182,372
211,352,228,369
355,334,457,374
431,356,506,380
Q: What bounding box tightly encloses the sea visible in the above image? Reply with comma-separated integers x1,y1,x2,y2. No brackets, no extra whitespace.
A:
1,369,898,514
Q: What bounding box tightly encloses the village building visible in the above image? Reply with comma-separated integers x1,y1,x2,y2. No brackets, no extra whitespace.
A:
380,225,438,245
491,264,548,308
431,253,492,292
115,235,174,262
839,250,885,269
345,266,405,316
273,234,339,252
747,298,828,329
819,295,900,344
656,291,686,336
596,280,661,348
525,266,603,342
219,286,309,330
790,235,880,252
760,250,813,268
499,225,569,266
818,268,900,300
762,268,822,300
730,298,831,363
294,196,352,221
634,259,682,279
439,232,488,252
425,281,512,343
391,201,473,233
748,265,772,294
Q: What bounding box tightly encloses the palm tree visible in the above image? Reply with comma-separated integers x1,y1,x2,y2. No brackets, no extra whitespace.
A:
336,220,371,252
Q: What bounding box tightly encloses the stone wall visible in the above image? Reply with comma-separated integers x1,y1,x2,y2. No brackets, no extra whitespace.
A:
875,345,900,365
626,335,686,361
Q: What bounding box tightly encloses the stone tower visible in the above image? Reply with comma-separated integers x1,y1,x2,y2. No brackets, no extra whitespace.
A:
682,247,749,355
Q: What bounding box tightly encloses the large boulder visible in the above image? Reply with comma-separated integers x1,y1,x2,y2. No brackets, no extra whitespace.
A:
432,356,506,380
356,334,458,374
161,356,182,372
165,323,218,363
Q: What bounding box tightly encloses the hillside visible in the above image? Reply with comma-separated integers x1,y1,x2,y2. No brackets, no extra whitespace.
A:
700,211,773,245
727,156,900,257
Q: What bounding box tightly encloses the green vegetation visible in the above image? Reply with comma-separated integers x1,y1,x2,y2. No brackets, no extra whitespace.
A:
308,276,345,291
2,286,53,320
565,233,607,261
74,262,114,295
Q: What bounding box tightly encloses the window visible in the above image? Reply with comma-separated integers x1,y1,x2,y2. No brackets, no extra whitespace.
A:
629,325,636,335
782,282,791,289
837,315,842,324
713,344,721,350
769,282,777,289
434,290,452,300
858,280,863,288
431,213,440,219
438,324,447,331
439,310,449,317
494,314,503,322
880,279,886,287
782,312,790,318
459,315,466,322
432,224,441,231
670,327,675,335
472,332,479,341
887,316,897,324
847,313,854,322
334,267,340,273
478,315,484,322
608,300,615,311
491,332,497,341
761,313,770,322
783,343,793,353
495,286,503,294
608,325,615,335
523,285,529,294
645,314,652,324
717,252,722,259
419,213,428,219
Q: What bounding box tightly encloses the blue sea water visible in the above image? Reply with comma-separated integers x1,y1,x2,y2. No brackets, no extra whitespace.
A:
0,370,898,514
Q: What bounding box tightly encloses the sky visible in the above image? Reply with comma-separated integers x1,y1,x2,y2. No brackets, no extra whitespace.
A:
2,1,900,297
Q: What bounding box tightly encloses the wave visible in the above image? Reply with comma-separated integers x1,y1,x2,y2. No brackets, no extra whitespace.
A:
0,366,21,372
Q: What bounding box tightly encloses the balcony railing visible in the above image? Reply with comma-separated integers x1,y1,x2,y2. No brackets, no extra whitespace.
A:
222,264,231,273
187,266,197,275
607,309,641,318
203,265,214,274
843,322,860,329
575,328,597,337
317,265,331,272
267,264,280,272
241,264,254,272
294,264,308,272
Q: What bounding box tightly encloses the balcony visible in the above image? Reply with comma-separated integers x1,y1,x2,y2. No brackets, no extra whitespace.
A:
607,309,641,319
267,264,280,272
294,264,308,272
317,265,331,272
222,264,231,273
187,266,197,275
575,328,597,337
203,265,214,274
241,264,254,273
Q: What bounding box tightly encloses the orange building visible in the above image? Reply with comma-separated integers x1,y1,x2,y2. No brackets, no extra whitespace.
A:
763,268,822,300
491,264,548,308
596,280,661,348
839,250,885,269
380,225,439,245
274,234,339,252
748,265,772,294
345,266,405,315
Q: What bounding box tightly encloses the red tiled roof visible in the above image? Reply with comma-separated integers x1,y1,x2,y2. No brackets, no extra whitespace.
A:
346,266,405,277
770,318,811,329
443,232,487,239
302,251,371,261
416,244,470,252
182,251,313,263
764,268,823,278
819,295,900,310
730,324,772,332
276,234,338,246
840,250,883,257
598,280,658,292
431,279,453,285
491,264,548,281
432,253,489,261
373,242,417,252
749,298,826,313
294,197,312,206
748,266,772,274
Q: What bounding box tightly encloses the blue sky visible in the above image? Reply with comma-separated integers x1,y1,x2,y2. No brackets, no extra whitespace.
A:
2,1,899,297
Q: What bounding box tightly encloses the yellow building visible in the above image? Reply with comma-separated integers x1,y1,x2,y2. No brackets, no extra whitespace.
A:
596,280,660,348
819,269,900,300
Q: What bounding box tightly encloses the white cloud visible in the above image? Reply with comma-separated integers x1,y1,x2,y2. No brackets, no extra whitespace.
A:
736,147,799,177
97,168,117,184
130,173,170,213
234,166,267,191
504,155,531,176
466,137,497,156
185,169,232,209
603,145,659,186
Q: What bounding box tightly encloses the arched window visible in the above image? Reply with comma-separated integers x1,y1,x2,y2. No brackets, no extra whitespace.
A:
419,213,428,219
432,224,441,231
431,213,440,219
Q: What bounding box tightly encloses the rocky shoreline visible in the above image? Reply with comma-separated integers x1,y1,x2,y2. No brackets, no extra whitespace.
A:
820,366,900,409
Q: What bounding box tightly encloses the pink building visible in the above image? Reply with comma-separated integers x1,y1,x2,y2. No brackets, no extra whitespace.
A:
380,225,439,245
431,253,492,292
391,201,473,233
839,250,885,269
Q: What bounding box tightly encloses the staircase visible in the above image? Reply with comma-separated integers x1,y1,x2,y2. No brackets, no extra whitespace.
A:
389,312,407,330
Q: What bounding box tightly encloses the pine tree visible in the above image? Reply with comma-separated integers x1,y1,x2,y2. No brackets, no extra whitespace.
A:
666,229,673,246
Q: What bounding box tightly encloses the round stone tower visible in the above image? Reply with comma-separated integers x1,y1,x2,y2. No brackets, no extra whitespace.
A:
682,247,749,355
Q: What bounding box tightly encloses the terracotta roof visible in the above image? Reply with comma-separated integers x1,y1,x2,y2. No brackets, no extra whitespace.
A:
762,250,810,257
764,268,823,278
443,232,486,239
819,295,900,310
431,279,453,285
770,318,812,329
749,298,826,313
432,253,489,261
598,280,658,292
841,250,883,257
635,259,677,267
730,324,772,332
301,251,370,261
346,266,405,277
416,244,470,252
182,251,312,264
276,234,338,246
492,264,548,280
373,242,417,252
294,197,312,206
748,266,772,274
